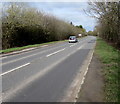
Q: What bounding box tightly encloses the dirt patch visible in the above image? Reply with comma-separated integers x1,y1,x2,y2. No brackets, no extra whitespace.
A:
77,53,105,102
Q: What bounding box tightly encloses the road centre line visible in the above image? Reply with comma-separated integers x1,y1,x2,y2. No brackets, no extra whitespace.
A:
3,43,68,59
0,63,30,76
46,48,65,57
70,44,76,47
1,43,83,75
3,48,78,101
1,52,43,66
77,46,83,50
1,41,84,66
2,42,86,100
1,39,84,64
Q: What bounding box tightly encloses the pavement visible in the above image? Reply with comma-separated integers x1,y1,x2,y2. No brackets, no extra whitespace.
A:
1,36,96,102
77,54,104,102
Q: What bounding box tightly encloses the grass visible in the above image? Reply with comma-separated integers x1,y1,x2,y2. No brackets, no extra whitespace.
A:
95,38,119,102
0,40,68,54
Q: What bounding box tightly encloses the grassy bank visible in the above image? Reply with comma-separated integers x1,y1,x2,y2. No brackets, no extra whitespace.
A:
95,38,119,102
0,40,67,54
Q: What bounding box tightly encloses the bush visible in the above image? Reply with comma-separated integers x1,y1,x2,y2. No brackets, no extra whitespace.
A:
2,3,84,49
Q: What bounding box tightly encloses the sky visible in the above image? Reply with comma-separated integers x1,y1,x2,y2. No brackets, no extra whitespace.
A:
29,2,97,32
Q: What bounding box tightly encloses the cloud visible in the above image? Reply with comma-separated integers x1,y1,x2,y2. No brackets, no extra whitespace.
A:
29,2,97,31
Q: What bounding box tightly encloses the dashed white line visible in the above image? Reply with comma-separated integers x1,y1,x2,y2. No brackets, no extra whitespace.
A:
1,49,48,66
0,53,37,66
77,46,83,50
46,48,65,57
70,44,76,47
77,43,86,50
77,45,83,50
0,63,30,76
1,44,66,66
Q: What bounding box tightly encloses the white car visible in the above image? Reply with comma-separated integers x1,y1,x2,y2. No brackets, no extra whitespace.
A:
69,36,78,43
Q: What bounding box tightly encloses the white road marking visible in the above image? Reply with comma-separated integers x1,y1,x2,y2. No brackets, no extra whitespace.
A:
74,41,96,102
77,46,83,50
70,44,76,47
81,77,85,85
1,48,52,65
21,47,36,52
0,56,7,60
77,44,85,50
1,44,67,66
46,48,65,57
84,68,88,76
0,53,39,66
0,63,30,76
61,39,96,102
40,45,48,47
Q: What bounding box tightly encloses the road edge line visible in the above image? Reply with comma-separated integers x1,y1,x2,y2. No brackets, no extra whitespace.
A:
46,48,65,57
61,41,96,102
74,41,96,102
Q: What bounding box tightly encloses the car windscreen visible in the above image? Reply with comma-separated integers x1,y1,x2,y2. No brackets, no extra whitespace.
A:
69,36,76,39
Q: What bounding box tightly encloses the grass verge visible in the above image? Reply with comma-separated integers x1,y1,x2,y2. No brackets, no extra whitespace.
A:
0,40,67,54
95,38,119,102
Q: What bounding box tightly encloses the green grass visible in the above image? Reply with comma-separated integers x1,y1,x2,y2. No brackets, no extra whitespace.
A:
95,38,119,102
0,40,68,54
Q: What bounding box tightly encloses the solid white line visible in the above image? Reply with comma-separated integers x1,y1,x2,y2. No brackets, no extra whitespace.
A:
84,68,88,76
0,53,37,66
1,50,47,65
0,63,30,76
81,77,85,85
1,44,66,66
46,48,65,57
74,41,96,102
40,45,48,47
21,47,36,52
0,56,7,60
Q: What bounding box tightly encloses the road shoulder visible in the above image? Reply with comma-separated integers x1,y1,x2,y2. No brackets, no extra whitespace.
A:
77,53,105,102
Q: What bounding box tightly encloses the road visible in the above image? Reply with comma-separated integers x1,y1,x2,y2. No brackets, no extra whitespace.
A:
1,36,96,102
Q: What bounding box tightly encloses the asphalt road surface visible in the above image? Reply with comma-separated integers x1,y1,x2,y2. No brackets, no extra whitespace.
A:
1,36,96,102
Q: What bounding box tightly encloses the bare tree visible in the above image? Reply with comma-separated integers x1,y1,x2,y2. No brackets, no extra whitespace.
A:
87,1,119,47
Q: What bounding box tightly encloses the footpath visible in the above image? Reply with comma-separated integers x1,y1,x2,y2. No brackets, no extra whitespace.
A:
77,53,105,102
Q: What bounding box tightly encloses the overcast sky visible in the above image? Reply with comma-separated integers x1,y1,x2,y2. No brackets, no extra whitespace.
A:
29,2,97,32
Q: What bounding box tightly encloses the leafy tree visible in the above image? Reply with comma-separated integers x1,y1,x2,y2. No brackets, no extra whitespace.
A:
76,25,83,29
2,3,84,49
